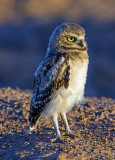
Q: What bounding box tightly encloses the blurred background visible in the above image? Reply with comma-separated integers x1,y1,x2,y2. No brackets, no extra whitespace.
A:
0,0,115,98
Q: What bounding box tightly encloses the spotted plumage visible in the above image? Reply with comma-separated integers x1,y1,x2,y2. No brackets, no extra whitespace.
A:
29,22,89,142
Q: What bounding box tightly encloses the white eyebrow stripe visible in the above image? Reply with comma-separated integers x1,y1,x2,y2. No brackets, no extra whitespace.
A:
78,35,84,39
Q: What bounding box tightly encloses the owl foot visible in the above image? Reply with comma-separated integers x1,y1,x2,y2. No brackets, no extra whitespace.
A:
50,135,69,143
62,131,81,139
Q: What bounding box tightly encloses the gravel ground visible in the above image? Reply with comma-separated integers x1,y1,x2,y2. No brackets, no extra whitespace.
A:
0,87,115,160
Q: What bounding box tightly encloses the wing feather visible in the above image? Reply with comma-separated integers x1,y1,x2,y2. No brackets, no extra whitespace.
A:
29,55,70,125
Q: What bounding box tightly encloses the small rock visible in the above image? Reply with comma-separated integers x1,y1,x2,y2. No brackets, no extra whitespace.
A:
57,153,68,160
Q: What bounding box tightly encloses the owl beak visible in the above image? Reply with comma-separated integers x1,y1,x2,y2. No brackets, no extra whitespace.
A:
77,40,85,47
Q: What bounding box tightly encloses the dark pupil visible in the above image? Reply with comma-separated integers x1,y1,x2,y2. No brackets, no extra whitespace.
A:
70,37,73,40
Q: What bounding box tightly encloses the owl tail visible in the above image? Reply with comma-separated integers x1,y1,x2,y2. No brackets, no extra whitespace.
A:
29,112,43,131
30,125,35,131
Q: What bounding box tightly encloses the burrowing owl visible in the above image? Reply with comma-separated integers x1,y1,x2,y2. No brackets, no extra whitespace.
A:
29,22,89,142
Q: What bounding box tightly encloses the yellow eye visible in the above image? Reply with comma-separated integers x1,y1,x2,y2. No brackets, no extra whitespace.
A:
67,37,75,42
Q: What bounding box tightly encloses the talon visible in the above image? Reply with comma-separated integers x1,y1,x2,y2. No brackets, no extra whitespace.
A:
64,131,81,139
50,135,69,143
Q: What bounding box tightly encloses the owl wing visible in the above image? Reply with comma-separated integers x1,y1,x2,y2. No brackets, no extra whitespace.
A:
29,55,70,121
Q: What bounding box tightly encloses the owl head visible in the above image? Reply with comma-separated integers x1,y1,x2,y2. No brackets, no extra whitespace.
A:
47,22,87,55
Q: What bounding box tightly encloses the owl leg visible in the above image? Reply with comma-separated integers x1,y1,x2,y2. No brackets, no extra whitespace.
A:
60,112,71,133
60,113,80,138
50,113,66,143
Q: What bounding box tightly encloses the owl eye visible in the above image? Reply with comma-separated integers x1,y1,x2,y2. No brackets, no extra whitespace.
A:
67,37,76,42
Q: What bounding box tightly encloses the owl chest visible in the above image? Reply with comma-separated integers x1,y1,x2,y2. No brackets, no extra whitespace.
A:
58,59,88,99
68,60,88,92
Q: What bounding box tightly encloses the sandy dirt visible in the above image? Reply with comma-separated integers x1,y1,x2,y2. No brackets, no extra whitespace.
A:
0,87,114,160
